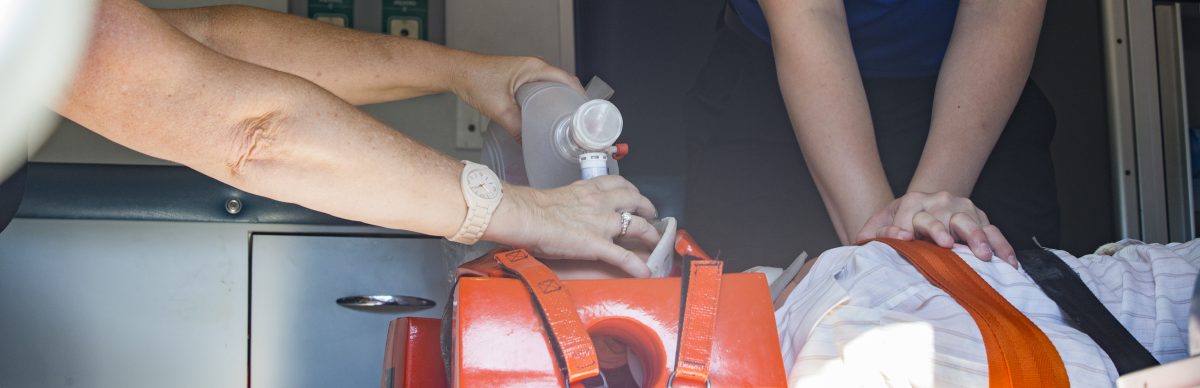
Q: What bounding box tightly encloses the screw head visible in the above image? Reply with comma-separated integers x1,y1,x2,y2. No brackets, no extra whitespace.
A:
225,199,242,215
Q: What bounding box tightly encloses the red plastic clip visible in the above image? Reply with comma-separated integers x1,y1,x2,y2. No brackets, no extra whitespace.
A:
611,143,630,160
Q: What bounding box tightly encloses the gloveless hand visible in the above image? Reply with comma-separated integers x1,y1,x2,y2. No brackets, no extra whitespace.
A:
856,191,1016,267
450,54,585,141
483,176,661,277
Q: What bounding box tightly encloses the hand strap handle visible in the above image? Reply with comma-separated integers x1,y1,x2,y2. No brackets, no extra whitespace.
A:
490,249,605,388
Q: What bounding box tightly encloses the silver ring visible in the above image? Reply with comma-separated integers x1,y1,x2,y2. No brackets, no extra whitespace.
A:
618,211,633,237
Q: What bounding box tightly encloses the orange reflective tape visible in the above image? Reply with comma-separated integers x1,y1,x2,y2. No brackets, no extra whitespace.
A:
494,249,602,386
868,239,1069,388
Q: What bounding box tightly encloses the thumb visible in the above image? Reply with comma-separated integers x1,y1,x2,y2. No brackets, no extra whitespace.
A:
857,211,893,241
489,98,523,142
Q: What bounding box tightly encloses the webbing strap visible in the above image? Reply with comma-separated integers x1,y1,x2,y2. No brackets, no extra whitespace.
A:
671,230,722,387
493,249,604,388
869,239,1070,388
1016,248,1160,374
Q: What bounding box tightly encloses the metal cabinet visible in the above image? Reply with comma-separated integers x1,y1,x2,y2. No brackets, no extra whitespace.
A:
0,218,452,388
249,234,449,388
0,219,250,388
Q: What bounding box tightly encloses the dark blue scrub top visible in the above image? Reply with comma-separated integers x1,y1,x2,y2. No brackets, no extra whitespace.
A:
730,0,959,78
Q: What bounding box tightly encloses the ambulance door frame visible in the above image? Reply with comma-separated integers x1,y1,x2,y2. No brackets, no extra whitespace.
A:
1100,0,1193,243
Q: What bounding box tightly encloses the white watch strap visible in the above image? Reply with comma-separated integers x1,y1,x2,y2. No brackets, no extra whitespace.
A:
448,205,492,245
448,161,500,245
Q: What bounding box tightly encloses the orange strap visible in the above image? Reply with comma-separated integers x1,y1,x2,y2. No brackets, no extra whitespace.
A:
868,239,1070,388
493,249,604,388
671,230,722,387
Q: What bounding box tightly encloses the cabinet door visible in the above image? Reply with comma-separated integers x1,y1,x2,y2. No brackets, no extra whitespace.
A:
0,219,249,388
250,234,450,388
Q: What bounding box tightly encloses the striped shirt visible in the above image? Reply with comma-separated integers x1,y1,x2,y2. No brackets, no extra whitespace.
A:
775,239,1198,387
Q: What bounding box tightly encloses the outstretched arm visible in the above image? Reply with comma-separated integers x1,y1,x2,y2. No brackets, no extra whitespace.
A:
60,0,658,276
858,0,1046,265
910,0,1046,196
759,0,895,244
155,5,582,134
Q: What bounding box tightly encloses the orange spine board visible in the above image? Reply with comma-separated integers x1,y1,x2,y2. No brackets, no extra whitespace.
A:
452,273,786,387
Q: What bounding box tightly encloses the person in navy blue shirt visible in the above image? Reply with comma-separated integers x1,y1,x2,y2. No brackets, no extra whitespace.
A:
685,0,1056,269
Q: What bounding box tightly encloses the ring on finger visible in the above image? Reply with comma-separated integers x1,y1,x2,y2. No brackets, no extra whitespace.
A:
618,211,633,237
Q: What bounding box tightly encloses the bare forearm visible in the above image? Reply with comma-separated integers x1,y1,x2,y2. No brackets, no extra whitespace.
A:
761,0,894,243
156,5,468,105
63,0,467,236
214,83,467,235
909,0,1046,196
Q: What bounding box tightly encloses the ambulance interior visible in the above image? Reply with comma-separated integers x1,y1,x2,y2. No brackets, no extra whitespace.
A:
0,0,1197,387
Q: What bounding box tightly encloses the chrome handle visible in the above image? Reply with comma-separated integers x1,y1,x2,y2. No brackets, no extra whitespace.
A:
335,295,436,310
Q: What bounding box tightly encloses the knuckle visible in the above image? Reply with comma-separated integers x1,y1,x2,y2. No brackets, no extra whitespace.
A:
517,56,547,68
587,180,606,193
569,179,591,191
619,250,637,264
613,176,635,189
585,192,607,205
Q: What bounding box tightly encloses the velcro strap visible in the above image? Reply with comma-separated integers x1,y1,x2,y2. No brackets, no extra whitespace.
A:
672,258,723,387
671,230,722,387
493,249,603,388
868,239,1070,388
1016,248,1159,374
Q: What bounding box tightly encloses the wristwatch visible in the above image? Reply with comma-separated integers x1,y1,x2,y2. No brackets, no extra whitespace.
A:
448,161,503,245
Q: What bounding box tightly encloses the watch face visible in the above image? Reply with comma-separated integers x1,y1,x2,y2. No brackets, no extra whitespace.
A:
467,169,501,200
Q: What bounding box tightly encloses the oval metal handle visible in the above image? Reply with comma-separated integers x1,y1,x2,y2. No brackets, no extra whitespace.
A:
335,295,436,310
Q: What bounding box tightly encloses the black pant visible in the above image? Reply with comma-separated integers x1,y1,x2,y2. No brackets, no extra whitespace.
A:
684,20,1061,270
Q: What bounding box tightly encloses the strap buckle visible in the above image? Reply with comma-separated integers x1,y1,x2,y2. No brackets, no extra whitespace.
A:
666,370,711,388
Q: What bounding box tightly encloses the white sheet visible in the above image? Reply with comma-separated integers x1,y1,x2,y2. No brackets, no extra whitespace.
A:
775,239,1199,387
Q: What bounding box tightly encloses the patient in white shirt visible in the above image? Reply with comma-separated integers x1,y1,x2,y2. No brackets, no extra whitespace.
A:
773,239,1198,387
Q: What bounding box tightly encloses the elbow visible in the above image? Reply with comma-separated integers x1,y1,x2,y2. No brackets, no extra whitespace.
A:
224,110,288,182
158,5,262,50
156,7,215,47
